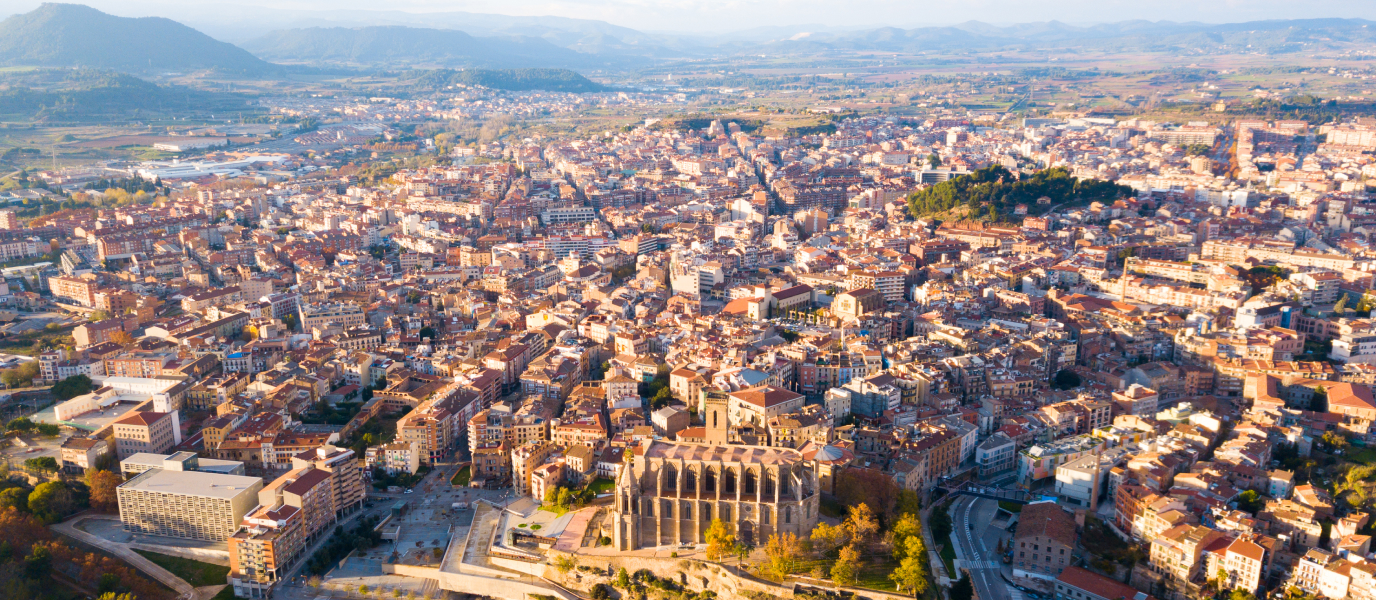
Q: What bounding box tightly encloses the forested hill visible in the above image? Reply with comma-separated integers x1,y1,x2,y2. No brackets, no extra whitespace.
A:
906,166,1134,223
0,3,273,74
414,68,606,93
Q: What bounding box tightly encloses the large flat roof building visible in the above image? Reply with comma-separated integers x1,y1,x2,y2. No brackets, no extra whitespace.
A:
117,468,263,542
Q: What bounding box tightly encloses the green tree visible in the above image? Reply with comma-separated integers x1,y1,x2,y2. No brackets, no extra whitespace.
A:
1236,490,1264,514
890,553,930,597
928,506,953,541
927,153,941,168
951,574,974,600
1335,294,1349,313
889,513,922,559
22,456,57,475
830,544,861,586
1053,369,1081,390
89,310,111,321
28,481,73,523
0,487,30,511
418,327,436,340
25,544,52,578
51,374,93,400
615,567,631,588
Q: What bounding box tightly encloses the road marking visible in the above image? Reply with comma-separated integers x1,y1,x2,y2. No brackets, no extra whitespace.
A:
1008,586,1025,600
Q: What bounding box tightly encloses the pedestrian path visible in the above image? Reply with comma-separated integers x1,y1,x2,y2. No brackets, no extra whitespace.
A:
1007,586,1025,600
957,560,1003,569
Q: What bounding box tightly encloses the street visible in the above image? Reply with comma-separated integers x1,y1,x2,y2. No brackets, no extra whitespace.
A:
947,495,1021,600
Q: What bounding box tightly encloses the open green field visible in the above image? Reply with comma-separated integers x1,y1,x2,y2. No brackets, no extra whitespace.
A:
133,550,230,587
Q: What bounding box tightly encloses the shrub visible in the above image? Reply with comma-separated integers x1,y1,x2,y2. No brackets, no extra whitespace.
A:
591,583,614,600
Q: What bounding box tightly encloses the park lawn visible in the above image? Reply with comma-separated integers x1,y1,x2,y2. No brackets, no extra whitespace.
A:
133,550,230,587
451,465,471,486
586,477,615,495
853,555,903,593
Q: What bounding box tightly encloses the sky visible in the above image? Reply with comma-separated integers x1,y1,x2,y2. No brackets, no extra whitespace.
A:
6,0,1376,34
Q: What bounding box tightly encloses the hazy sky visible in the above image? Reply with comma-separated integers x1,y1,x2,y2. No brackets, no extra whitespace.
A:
8,0,1376,33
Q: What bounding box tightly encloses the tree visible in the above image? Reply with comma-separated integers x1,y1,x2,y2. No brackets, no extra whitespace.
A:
1311,386,1329,412
1335,294,1349,314
896,489,922,516
86,470,122,512
109,331,134,346
283,313,300,332
844,503,880,547
810,521,846,554
763,532,804,580
928,506,954,541
97,572,120,594
0,487,30,512
28,481,73,523
1236,490,1264,514
830,544,861,586
22,456,57,475
834,470,899,522
23,544,50,579
242,325,258,342
35,423,58,437
590,584,613,600
89,310,111,322
890,554,930,598
615,567,631,588
5,417,35,434
1053,369,1081,390
0,361,38,389
1230,589,1258,600
888,513,922,560
1322,431,1349,452
927,153,942,168
951,574,974,600
705,519,736,561
419,327,436,340
51,374,93,400
553,554,577,574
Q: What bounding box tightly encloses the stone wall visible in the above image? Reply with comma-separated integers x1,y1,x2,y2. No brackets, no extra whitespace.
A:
548,553,915,600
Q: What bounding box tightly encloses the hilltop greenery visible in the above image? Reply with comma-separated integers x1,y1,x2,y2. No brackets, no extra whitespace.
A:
906,166,1134,222
414,68,605,93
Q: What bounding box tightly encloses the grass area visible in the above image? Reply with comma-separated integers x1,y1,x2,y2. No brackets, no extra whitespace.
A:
208,585,236,600
133,550,230,587
586,477,615,495
1348,448,1376,465
938,542,957,576
998,501,1023,513
852,555,902,593
451,465,470,486
0,322,77,356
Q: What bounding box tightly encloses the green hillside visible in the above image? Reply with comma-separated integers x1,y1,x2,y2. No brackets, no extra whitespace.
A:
0,3,274,74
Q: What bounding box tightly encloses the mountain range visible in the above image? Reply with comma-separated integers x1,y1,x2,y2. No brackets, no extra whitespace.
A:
2,4,1376,78
0,3,272,73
